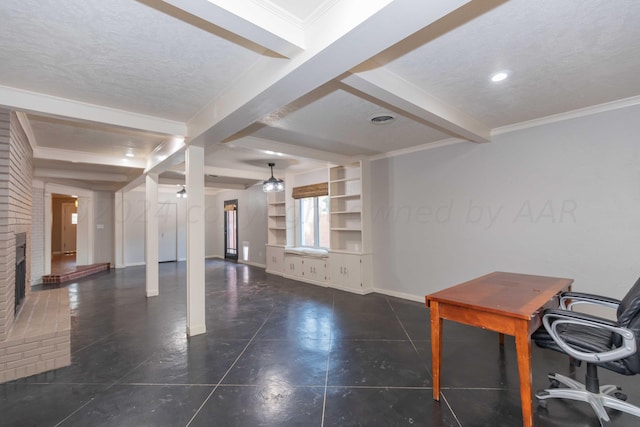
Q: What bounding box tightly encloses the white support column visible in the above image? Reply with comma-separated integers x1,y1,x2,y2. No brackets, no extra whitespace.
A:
76,194,94,266
185,145,206,337
145,173,159,297
44,191,52,275
114,191,125,269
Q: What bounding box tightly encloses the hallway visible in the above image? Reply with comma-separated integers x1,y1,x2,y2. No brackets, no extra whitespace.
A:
2,260,638,426
51,253,77,275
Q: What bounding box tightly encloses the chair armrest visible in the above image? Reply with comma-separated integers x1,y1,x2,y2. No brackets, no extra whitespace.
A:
542,309,636,363
560,291,621,310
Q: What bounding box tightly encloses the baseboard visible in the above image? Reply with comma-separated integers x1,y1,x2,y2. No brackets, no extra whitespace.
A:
239,260,266,269
372,287,424,303
125,262,145,267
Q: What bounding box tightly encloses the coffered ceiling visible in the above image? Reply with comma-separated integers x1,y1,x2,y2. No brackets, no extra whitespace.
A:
1,0,639,192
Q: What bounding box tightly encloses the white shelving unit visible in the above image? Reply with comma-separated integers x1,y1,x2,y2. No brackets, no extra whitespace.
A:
329,164,362,252
327,161,372,293
266,191,286,275
267,191,286,245
265,161,372,294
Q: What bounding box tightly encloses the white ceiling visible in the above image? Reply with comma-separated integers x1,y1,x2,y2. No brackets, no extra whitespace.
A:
1,0,638,192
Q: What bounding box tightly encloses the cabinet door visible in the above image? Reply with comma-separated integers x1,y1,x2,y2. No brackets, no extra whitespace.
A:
329,253,361,289
266,246,284,274
284,255,303,278
302,257,327,283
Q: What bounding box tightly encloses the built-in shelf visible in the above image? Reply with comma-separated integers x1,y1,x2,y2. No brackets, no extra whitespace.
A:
329,163,363,252
331,210,361,215
266,161,371,294
267,191,287,245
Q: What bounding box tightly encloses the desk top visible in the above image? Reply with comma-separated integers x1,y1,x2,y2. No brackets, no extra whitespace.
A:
425,272,573,320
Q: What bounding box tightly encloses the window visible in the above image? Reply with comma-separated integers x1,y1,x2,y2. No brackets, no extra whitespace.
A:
299,195,329,248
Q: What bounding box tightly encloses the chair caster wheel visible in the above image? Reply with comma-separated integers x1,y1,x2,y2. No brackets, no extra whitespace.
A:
538,399,548,409
614,391,627,401
549,379,560,388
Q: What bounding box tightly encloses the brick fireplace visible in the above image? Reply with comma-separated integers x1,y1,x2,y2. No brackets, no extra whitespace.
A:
0,109,71,383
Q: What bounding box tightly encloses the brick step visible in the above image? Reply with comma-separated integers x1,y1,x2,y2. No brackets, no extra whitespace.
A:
42,262,110,284
1,288,71,383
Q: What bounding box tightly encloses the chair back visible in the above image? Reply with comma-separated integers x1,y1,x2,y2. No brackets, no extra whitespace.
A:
616,277,640,374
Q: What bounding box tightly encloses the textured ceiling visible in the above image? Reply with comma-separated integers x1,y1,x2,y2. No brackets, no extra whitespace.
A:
381,0,640,128
0,0,263,120
1,0,638,191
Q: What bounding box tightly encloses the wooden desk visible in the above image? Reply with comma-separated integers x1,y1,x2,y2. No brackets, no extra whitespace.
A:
425,272,573,427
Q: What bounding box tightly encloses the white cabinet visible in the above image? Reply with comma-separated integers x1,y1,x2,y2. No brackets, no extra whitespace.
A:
301,257,327,284
329,252,369,292
284,254,303,278
264,162,372,294
265,245,284,274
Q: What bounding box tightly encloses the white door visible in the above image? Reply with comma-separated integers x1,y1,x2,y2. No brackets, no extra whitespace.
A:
61,202,77,253
158,203,177,262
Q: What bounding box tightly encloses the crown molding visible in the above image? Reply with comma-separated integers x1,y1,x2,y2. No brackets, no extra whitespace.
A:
368,137,468,161
492,95,640,136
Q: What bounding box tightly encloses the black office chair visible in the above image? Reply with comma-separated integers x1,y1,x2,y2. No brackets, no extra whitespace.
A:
533,277,640,426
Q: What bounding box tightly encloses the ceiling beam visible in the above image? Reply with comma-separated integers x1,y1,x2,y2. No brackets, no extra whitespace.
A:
118,174,146,193
0,85,186,137
160,176,248,190
144,137,187,175
187,0,472,149
34,147,146,169
342,63,491,143
156,0,304,57
203,166,266,181
228,136,351,165
34,168,130,182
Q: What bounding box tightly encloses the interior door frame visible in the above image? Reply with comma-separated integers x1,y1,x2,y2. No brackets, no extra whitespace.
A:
60,202,77,253
44,184,94,275
224,199,238,260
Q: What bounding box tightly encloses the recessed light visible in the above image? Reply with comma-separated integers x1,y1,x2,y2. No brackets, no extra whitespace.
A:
370,114,395,125
264,150,284,156
490,71,509,82
125,152,134,157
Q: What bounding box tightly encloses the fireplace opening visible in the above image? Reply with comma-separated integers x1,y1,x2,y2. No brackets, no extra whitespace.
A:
15,232,26,315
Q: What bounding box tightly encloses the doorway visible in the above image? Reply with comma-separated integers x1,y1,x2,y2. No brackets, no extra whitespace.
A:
50,194,79,275
61,202,77,253
224,200,238,260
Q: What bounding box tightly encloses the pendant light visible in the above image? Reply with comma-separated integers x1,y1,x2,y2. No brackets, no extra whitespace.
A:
263,162,284,192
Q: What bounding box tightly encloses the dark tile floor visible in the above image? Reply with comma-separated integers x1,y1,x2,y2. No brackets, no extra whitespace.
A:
2,260,639,426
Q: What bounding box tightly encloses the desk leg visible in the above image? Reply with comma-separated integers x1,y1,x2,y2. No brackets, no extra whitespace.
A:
430,302,442,401
515,321,533,427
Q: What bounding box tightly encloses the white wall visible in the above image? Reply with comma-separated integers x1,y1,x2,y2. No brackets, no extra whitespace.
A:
123,190,147,265
204,193,222,258
93,191,114,265
123,189,188,265
291,168,327,187
206,185,268,266
371,104,640,301
123,185,266,266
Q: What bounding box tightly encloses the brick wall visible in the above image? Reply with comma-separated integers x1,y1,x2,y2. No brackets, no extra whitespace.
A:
0,109,12,339
0,109,33,340
0,110,68,383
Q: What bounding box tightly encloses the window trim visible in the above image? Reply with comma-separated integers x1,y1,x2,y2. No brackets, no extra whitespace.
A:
297,195,329,249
